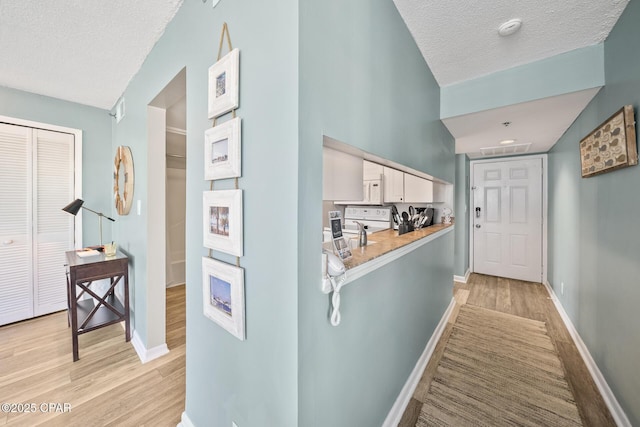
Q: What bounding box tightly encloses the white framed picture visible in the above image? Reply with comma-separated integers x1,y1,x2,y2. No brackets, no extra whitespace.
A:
202,256,245,340
204,117,241,180
203,189,243,256
208,48,240,119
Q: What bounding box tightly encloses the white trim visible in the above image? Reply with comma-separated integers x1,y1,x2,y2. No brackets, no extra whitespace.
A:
453,268,471,283
178,411,195,427
167,281,186,289
344,226,454,286
469,154,547,283
146,105,168,354
0,115,83,248
543,281,632,427
382,297,457,427
166,126,186,136
131,329,170,364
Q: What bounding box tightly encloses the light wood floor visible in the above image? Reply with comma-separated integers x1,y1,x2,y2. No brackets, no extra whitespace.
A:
398,274,616,427
0,285,185,426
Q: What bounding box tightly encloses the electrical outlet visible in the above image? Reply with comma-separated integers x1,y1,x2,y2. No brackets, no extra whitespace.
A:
561,282,564,296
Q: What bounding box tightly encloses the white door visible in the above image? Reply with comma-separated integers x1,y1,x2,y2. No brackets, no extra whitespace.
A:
33,129,75,316
0,123,74,325
472,158,543,282
0,123,34,324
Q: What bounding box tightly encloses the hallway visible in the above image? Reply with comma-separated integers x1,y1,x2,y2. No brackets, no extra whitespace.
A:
399,274,616,427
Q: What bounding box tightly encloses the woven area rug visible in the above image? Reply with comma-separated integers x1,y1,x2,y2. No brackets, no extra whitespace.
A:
417,304,582,427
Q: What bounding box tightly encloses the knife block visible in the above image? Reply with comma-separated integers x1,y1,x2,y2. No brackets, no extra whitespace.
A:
398,223,414,235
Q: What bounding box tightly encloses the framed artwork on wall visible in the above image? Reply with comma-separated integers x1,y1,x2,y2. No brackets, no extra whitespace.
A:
580,105,638,178
202,256,245,340
204,117,241,180
208,48,240,119
203,189,243,256
114,145,135,215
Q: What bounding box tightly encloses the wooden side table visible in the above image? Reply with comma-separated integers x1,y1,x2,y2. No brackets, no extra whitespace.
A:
65,250,130,361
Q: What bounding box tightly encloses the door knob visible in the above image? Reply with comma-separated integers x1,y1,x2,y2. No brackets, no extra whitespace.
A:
2,239,13,245
475,224,481,229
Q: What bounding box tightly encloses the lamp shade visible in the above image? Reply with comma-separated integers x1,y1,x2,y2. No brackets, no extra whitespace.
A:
62,199,84,216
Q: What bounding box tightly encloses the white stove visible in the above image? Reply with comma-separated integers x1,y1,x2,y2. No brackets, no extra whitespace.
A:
343,206,392,232
322,206,392,243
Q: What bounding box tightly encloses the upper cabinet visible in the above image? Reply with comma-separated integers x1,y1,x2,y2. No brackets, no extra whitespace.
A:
383,167,404,203
323,147,363,201
323,138,444,204
363,160,383,180
384,166,435,203
404,174,433,203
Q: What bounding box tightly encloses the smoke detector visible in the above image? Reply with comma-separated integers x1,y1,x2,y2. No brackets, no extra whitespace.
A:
498,19,522,37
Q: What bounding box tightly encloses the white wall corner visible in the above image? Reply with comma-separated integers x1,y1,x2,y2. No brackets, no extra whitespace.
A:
453,268,471,284
382,297,457,427
131,329,170,364
543,281,632,427
177,411,195,427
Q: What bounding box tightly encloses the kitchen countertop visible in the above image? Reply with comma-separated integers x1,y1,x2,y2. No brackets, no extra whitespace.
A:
324,223,454,271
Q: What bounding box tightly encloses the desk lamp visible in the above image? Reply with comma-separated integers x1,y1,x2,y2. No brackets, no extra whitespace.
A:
62,199,115,247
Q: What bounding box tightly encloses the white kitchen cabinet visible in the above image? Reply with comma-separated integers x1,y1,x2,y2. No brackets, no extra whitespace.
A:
383,167,404,203
363,160,383,180
323,147,363,201
432,182,447,203
404,173,433,203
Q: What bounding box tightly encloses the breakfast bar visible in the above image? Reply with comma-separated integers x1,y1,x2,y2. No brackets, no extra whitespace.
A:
323,223,454,286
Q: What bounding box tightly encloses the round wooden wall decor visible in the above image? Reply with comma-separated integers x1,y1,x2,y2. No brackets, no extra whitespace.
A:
114,146,134,215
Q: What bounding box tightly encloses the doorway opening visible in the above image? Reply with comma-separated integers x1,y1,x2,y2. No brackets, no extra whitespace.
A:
146,68,186,355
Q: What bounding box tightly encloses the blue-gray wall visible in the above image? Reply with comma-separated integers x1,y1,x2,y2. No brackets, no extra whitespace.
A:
110,1,299,426
454,154,470,277
441,44,605,119
0,86,112,245
298,0,455,425
548,1,640,424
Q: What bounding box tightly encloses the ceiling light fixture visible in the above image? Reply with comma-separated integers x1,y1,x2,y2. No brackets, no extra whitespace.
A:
498,19,522,37
500,139,516,145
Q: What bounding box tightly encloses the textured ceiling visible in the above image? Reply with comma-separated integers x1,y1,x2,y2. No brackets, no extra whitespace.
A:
0,0,630,158
0,0,183,110
393,0,629,86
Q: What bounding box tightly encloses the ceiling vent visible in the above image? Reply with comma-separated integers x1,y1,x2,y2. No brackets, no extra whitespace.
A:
480,142,531,157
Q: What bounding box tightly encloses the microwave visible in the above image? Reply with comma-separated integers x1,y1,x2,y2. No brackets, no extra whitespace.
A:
336,178,383,205
363,179,383,205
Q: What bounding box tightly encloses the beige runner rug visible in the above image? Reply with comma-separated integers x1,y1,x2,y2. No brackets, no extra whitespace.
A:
417,304,582,426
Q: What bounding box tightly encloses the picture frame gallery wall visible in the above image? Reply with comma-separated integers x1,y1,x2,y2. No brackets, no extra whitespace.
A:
202,27,245,341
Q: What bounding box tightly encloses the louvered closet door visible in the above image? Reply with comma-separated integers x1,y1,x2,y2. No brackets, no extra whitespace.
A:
0,123,34,325
33,129,74,316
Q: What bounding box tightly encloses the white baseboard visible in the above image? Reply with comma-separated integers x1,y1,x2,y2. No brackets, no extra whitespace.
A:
382,297,457,427
177,411,195,427
131,329,170,364
453,268,470,284
543,281,631,427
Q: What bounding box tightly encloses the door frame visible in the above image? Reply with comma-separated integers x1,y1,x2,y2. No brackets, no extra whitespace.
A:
143,67,186,359
0,115,83,247
469,154,548,283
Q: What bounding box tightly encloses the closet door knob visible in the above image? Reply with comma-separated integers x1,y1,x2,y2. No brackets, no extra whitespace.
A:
3,240,14,245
